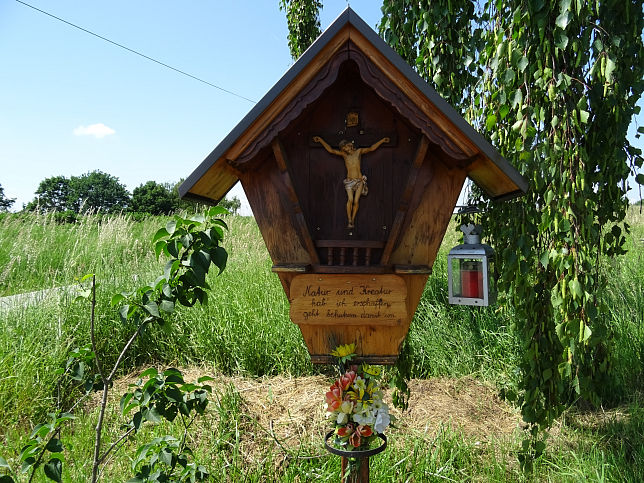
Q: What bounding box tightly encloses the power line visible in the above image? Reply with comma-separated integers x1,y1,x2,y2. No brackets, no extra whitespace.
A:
15,0,257,104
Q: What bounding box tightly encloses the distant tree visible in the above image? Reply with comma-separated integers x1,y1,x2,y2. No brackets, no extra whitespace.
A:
26,175,71,212
171,179,242,215
131,181,177,215
171,179,199,213
0,183,15,211
69,171,131,213
217,195,241,215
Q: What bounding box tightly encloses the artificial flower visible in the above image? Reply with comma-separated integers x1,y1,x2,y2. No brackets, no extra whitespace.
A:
330,343,356,358
325,385,343,411
339,371,356,391
374,408,390,434
349,430,362,448
326,344,394,451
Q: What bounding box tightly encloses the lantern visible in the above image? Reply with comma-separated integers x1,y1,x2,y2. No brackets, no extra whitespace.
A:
447,224,496,306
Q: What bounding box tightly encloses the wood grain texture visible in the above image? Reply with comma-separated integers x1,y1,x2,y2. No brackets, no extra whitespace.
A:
239,155,311,265
381,135,430,264
271,139,320,265
389,157,468,267
290,274,407,326
284,273,429,363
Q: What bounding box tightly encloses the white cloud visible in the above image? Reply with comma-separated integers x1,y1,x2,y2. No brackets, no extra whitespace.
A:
73,123,115,139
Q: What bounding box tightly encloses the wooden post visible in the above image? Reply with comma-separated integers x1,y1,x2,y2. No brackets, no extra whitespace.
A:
341,456,370,483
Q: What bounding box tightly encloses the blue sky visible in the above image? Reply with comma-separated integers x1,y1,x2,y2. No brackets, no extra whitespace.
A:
1,1,641,213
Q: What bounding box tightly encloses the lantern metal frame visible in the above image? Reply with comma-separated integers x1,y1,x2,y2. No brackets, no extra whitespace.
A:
447,225,496,306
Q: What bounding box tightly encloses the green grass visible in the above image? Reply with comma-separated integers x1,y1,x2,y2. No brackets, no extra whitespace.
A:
0,208,642,481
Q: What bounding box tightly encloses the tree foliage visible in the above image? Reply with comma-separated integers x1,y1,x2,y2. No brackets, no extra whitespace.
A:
26,176,72,212
381,0,644,462
279,0,323,60
27,171,131,214
0,183,15,212
131,181,176,215
69,171,131,213
280,0,644,462
217,195,241,215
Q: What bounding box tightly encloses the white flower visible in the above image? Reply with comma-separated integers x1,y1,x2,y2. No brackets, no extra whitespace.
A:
353,402,375,426
374,408,391,433
337,412,348,425
340,401,353,414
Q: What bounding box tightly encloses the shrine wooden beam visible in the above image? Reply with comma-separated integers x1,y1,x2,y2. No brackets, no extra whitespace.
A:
380,135,430,265
271,139,320,265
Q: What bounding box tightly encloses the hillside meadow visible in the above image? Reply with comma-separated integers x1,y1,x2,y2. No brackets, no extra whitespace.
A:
0,208,642,481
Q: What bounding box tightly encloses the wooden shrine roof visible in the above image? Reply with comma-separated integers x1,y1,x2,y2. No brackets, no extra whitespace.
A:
179,7,528,204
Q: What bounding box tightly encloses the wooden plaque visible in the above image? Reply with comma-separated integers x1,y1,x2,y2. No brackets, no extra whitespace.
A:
290,274,407,326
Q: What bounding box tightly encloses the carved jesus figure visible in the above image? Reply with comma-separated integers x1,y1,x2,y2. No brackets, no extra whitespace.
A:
313,136,389,228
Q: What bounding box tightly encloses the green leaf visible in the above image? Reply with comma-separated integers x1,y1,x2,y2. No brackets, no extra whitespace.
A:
605,55,616,82
132,411,143,431
165,220,177,236
160,448,174,466
111,293,125,307
554,30,569,49
211,246,228,274
517,56,529,73
45,439,63,453
511,89,523,109
579,110,589,124
486,114,497,131
143,302,160,318
539,251,550,268
636,173,644,185
555,11,569,29
189,213,205,224
140,367,159,379
582,324,592,342
159,300,175,313
154,240,166,260
0,476,15,483
43,458,62,482
208,206,229,217
570,278,583,299
152,228,169,243
143,406,162,423
119,304,130,322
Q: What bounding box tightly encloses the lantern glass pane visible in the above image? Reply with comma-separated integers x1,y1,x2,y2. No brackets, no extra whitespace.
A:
451,258,463,297
460,258,484,299
487,257,495,296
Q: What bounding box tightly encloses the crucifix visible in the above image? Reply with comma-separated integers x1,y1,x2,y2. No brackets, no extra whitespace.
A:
312,136,389,228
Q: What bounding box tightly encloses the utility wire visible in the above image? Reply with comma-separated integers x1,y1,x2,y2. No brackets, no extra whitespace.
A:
15,0,257,104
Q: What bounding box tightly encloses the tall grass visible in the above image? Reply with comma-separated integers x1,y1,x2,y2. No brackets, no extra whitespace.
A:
0,209,642,480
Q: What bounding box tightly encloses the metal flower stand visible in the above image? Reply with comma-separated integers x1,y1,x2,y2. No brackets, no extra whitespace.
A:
325,431,387,483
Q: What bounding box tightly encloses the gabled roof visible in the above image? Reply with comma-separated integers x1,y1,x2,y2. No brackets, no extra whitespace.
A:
180,7,527,203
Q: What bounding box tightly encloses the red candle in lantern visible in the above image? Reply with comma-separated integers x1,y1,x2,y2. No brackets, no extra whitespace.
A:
461,261,483,298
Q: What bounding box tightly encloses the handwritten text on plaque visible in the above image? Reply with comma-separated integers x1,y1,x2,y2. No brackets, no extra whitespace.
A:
290,275,407,326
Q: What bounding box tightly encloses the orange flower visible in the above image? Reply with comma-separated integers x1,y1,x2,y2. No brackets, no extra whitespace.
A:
325,385,343,411
339,371,356,391
357,425,373,437
349,430,362,448
337,423,355,437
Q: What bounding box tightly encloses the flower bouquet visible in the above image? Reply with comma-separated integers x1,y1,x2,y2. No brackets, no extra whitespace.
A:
324,344,393,452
